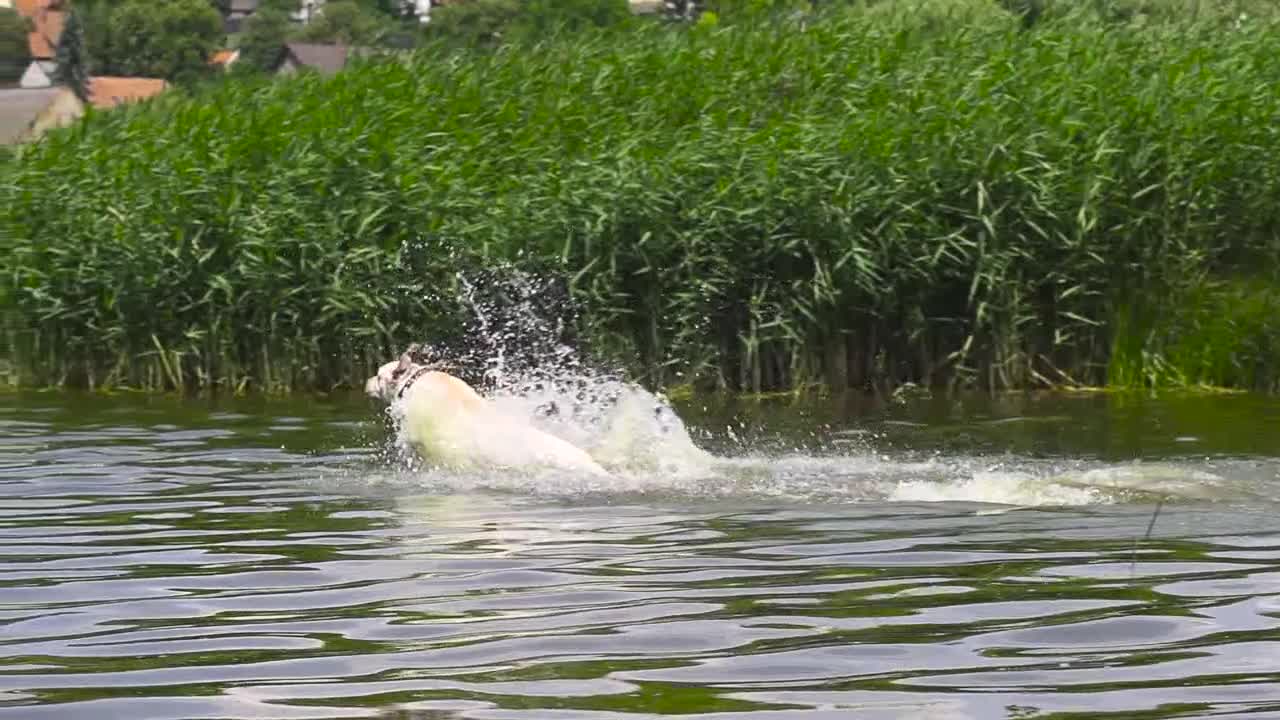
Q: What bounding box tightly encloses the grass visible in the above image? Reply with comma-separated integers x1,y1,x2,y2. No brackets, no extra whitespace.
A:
4,3,1280,395
1108,278,1280,392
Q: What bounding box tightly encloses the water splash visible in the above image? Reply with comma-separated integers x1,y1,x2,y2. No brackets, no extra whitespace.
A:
387,266,716,479
369,267,1268,508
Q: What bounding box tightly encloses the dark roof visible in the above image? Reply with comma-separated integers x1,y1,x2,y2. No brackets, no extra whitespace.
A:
0,87,62,145
282,42,351,76
228,0,259,12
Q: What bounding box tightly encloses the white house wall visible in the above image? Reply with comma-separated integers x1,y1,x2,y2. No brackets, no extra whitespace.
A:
19,61,52,89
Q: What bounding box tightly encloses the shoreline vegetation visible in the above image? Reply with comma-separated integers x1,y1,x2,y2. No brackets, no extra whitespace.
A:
4,0,1280,397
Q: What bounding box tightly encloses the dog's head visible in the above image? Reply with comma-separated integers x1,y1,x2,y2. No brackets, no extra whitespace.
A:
366,343,459,404
365,353,418,404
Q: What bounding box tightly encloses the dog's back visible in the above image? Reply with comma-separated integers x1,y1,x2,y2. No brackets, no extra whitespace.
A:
392,368,610,477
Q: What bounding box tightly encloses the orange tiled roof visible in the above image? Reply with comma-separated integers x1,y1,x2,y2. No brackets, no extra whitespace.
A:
17,0,63,61
28,31,52,60
86,76,169,109
41,9,63,45
209,49,237,66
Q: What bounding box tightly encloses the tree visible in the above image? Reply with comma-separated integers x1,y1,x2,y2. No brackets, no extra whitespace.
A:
77,1,118,75
518,0,632,35
54,9,92,100
237,7,291,72
362,0,406,20
260,0,302,13
294,0,394,45
426,0,522,45
426,0,631,46
108,0,223,84
0,8,31,84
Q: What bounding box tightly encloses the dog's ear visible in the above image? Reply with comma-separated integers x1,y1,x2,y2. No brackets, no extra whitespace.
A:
395,353,414,376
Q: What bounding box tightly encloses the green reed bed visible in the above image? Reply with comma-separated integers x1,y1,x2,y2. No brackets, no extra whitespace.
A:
4,6,1280,394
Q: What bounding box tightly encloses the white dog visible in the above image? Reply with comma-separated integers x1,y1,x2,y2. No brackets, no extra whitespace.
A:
365,352,610,477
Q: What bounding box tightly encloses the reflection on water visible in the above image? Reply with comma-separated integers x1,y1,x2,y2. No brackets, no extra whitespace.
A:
1,390,1280,719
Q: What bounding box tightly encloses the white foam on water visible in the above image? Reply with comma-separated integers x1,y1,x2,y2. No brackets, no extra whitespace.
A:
1050,465,1237,501
888,469,1108,506
363,432,1259,507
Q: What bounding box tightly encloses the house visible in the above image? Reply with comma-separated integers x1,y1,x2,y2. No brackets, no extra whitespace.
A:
272,42,410,77
19,59,57,88
13,0,64,89
291,0,325,24
411,0,431,24
274,41,367,77
222,0,324,31
0,76,169,145
210,48,240,71
85,76,169,108
224,0,258,32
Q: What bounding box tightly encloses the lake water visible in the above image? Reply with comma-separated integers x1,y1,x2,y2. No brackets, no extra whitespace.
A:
3,389,1280,719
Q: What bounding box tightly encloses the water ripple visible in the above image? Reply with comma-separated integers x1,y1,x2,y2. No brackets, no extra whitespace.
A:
2,395,1280,719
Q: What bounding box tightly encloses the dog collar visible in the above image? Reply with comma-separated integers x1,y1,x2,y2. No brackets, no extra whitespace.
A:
396,366,433,401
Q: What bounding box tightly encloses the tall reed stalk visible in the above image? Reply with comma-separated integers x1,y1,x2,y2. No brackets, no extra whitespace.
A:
4,5,1280,394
